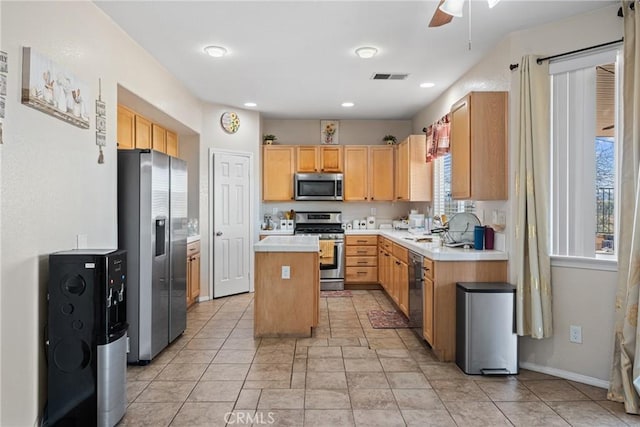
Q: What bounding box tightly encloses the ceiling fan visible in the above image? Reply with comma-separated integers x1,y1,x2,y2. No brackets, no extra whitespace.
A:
429,0,501,28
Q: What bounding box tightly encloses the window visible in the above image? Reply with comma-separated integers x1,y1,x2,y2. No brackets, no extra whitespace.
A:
432,152,475,220
550,48,620,259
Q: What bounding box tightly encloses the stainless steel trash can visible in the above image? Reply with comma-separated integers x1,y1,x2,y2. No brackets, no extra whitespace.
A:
456,282,518,375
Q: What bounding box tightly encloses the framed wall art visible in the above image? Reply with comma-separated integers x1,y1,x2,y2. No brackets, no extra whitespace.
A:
320,120,339,145
21,47,90,129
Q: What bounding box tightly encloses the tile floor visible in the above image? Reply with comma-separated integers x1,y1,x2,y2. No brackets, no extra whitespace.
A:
119,290,639,426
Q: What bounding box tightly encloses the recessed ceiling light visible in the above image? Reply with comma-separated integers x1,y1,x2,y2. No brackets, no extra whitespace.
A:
355,47,378,59
341,102,355,108
244,102,257,107
420,82,436,88
204,45,228,57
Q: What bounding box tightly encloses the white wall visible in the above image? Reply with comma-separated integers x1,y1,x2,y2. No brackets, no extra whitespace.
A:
0,1,203,425
199,104,262,299
264,119,411,146
411,4,622,383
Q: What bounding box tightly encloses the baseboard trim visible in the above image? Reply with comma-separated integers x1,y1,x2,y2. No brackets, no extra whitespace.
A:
197,296,211,302
519,361,610,389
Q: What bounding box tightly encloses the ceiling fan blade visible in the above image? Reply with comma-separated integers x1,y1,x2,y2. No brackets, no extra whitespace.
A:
429,0,454,27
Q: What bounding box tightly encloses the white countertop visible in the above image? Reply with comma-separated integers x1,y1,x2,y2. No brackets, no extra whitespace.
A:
187,235,200,244
259,229,295,235
346,229,508,262
254,235,319,252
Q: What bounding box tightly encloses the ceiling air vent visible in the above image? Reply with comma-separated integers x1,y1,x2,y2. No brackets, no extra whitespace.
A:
371,73,409,80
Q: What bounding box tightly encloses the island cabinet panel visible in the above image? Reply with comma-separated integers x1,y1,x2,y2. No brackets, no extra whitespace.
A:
254,251,319,337
428,259,507,362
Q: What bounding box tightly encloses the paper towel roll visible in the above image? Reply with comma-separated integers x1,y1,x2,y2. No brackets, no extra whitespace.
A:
366,216,376,229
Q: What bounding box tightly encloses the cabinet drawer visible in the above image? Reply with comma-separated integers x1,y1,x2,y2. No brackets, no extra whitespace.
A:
391,243,408,264
345,266,378,283
423,258,434,280
346,235,377,246
346,246,377,257
379,237,392,252
187,241,200,256
346,256,377,267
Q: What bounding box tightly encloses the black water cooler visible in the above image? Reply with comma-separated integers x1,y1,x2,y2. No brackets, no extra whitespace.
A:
47,249,128,427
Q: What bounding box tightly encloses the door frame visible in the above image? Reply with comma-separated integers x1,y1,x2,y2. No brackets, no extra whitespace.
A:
208,148,255,299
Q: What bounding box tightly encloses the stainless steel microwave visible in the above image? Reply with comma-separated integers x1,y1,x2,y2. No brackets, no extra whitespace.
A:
294,173,343,201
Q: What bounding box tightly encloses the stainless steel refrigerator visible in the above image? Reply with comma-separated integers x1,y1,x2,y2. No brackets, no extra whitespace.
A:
117,149,187,364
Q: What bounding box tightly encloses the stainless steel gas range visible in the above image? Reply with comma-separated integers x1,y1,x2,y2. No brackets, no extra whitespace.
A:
294,211,344,291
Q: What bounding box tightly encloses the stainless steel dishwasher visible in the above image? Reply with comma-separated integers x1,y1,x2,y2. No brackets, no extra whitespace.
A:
408,251,423,337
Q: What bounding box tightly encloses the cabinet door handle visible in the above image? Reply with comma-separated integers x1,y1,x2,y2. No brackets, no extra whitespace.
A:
395,261,401,265
371,197,374,200
397,196,402,199
356,251,367,254
357,261,368,264
357,271,367,275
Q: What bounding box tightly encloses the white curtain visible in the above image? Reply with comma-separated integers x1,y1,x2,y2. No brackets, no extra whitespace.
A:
609,0,640,414
514,55,553,338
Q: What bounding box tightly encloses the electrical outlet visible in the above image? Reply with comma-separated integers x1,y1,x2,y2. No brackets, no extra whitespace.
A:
371,207,377,216
281,266,290,279
272,207,278,215
77,234,88,249
569,325,582,343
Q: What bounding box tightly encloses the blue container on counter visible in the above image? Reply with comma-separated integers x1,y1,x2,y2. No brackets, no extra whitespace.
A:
474,226,485,250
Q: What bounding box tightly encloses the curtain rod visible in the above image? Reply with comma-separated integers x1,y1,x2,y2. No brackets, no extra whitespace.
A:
509,38,623,71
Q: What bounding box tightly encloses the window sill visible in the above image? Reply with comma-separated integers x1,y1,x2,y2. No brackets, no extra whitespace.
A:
550,255,617,272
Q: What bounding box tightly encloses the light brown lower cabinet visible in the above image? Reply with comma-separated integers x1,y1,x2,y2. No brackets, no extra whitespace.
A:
424,258,507,362
345,235,378,284
186,241,200,308
375,238,506,362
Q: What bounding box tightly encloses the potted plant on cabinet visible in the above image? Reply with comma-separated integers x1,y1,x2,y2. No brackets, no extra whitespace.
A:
383,135,397,145
263,134,278,145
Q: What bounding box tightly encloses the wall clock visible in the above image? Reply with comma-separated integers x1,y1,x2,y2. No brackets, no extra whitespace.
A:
220,111,240,134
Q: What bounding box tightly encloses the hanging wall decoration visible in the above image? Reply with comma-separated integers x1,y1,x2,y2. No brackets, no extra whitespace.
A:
320,120,339,145
96,78,106,164
21,47,90,129
0,50,7,144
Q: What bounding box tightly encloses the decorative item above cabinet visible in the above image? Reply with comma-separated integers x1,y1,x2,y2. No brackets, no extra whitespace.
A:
450,92,507,200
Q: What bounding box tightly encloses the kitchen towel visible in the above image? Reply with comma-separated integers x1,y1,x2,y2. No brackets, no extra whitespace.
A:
319,240,335,265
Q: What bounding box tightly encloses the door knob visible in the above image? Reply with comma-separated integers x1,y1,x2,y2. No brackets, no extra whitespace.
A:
216,231,223,236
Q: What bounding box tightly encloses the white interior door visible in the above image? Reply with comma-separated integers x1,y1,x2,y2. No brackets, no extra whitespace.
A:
213,152,251,298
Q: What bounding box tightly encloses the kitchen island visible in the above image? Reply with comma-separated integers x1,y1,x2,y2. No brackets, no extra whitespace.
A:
253,235,320,338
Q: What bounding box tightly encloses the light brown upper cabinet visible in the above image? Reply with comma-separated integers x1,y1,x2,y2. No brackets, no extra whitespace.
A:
343,145,395,202
152,124,166,153
263,145,296,201
450,91,508,200
117,104,179,155
369,146,395,201
134,115,152,149
344,146,369,201
117,105,135,149
166,130,178,157
395,135,432,202
296,146,343,173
